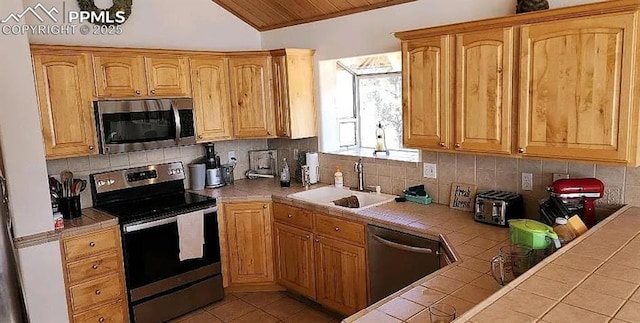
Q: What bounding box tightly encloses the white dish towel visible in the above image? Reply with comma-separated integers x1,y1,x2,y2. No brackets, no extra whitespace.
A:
177,210,205,261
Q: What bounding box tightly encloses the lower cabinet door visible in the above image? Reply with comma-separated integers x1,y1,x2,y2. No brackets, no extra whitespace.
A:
72,300,126,323
274,223,316,299
314,236,367,316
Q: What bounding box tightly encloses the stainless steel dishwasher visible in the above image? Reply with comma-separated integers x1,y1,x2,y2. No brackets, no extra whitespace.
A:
367,225,441,304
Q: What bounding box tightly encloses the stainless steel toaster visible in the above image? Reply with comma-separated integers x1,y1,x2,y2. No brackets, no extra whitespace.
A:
474,191,524,226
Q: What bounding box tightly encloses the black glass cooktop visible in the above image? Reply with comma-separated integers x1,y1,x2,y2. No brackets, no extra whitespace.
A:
96,192,216,224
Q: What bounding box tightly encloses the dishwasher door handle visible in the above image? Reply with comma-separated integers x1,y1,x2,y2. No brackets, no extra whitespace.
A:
371,234,433,254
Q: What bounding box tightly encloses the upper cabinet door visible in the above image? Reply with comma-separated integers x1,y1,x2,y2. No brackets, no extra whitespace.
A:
190,57,233,142
32,53,98,159
93,54,147,98
403,36,452,150
272,55,291,138
228,56,275,138
455,28,514,154
144,55,191,97
518,13,636,163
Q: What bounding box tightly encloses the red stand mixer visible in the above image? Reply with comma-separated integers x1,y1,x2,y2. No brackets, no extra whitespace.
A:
547,178,604,228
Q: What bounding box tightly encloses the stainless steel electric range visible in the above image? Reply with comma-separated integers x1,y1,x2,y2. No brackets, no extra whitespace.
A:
91,162,223,323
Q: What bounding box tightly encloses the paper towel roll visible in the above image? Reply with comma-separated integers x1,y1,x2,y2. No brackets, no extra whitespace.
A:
306,152,319,184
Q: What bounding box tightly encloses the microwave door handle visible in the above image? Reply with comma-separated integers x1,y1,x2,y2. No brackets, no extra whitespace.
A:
172,104,182,143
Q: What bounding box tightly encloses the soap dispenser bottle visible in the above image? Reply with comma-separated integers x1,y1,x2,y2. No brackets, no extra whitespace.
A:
334,166,344,188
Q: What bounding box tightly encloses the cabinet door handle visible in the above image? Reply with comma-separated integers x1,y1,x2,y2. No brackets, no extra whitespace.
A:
287,214,293,218
95,289,101,295
455,143,461,148
98,317,105,323
263,204,267,209
283,131,288,136
439,142,446,148
334,227,340,232
92,264,99,270
198,135,203,139
135,90,141,95
89,145,95,150
314,239,320,243
267,131,272,136
89,242,96,247
304,235,310,240
518,148,526,153
150,90,156,95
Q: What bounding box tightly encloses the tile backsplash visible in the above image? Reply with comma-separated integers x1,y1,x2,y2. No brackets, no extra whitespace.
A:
269,137,635,219
46,139,268,208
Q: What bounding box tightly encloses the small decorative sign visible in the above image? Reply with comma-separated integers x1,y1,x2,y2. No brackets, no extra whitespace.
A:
449,182,477,212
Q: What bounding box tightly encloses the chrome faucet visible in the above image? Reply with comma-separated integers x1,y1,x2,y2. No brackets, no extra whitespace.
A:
354,158,365,191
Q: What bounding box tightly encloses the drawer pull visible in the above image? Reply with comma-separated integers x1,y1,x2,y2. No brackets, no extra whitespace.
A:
95,289,101,295
287,214,293,218
334,227,340,231
92,264,99,270
98,317,105,323
89,242,96,247
314,239,320,243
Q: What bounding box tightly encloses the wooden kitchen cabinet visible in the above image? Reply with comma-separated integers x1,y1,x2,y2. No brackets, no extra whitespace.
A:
60,226,128,323
455,27,514,154
402,36,453,150
32,51,98,159
273,223,316,299
518,13,637,164
190,57,233,142
221,202,275,286
93,53,190,98
271,49,317,139
314,235,367,316
228,55,276,138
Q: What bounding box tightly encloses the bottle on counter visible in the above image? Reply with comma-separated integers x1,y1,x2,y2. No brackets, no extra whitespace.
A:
280,158,291,187
334,166,344,188
553,217,576,247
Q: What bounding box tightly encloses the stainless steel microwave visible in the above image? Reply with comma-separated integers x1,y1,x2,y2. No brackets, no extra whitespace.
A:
94,98,196,154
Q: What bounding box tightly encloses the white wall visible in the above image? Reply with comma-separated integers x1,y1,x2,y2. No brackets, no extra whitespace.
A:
0,0,53,239
260,0,603,151
17,242,68,323
25,0,261,50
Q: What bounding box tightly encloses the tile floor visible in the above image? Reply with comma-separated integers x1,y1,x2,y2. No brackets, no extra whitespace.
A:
169,291,344,323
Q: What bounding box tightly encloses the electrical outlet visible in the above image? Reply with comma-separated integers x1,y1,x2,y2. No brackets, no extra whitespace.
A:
553,173,569,182
522,173,533,191
423,163,437,179
227,151,236,163
293,149,299,160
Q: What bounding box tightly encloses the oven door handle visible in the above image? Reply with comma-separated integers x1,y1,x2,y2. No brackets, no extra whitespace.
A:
124,216,177,233
172,104,182,144
371,234,433,254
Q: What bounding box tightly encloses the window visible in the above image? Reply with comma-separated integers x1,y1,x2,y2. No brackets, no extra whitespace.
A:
334,52,411,154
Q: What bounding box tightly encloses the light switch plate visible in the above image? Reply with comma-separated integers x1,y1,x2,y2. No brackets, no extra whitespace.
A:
423,163,437,179
227,151,236,163
522,173,533,191
293,149,299,160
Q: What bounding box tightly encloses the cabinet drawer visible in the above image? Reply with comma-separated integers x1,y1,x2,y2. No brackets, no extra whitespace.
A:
315,213,365,245
66,251,122,285
63,228,119,261
73,300,126,323
69,273,124,311
273,203,313,229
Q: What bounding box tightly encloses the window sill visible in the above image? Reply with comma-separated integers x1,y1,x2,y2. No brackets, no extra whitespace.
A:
327,147,420,163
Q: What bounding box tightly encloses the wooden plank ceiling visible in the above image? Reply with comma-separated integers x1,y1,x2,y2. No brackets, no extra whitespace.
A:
212,0,417,31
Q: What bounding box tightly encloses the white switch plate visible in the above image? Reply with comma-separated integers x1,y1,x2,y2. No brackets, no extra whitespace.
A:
553,173,569,182
293,149,299,160
522,173,533,191
423,163,437,179
227,151,236,163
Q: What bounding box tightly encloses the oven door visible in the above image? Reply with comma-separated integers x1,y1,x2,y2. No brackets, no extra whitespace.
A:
95,99,196,154
121,207,221,303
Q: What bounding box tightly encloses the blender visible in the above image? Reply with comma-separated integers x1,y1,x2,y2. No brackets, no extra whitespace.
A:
205,143,224,188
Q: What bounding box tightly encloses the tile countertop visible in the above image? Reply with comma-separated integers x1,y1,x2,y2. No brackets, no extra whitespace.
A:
196,179,640,323
14,208,118,248
194,178,513,322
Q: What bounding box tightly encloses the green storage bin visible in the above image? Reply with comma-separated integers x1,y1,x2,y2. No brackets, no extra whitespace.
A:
509,219,560,250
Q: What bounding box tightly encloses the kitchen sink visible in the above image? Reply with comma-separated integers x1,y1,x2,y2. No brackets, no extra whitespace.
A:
288,186,396,211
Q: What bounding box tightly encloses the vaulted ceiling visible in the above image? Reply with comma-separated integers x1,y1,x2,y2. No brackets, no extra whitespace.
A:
212,0,417,31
